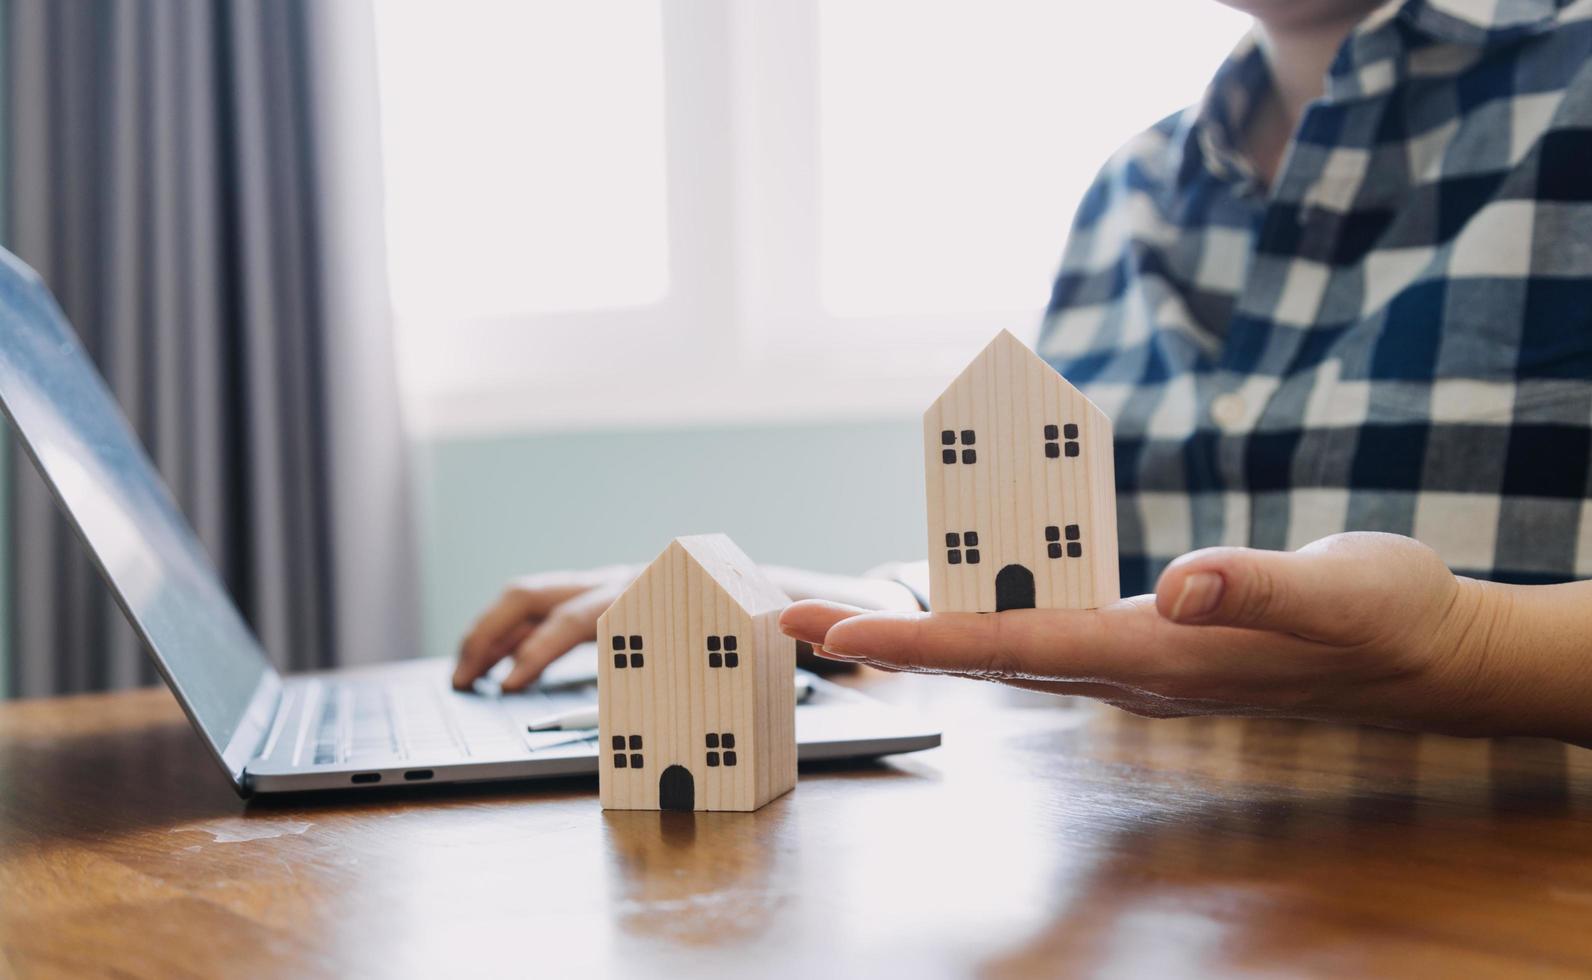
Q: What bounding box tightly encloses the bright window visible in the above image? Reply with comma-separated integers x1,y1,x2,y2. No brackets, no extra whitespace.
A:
818,1,1249,317
372,1,1251,435
374,0,669,318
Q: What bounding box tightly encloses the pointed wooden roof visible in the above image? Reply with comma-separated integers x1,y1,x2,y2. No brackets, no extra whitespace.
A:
612,533,790,618
927,329,1104,420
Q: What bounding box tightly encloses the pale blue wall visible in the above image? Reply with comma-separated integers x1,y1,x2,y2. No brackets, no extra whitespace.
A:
415,419,925,658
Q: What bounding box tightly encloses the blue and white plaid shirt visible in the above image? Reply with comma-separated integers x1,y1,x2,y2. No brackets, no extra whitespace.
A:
1039,0,1592,595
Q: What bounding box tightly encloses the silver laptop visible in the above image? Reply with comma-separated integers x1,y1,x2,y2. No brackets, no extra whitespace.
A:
0,250,939,796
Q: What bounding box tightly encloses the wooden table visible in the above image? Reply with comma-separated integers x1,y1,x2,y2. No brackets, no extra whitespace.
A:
5,673,1592,978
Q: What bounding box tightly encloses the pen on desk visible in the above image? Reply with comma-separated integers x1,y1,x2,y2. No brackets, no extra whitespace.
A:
527,705,599,732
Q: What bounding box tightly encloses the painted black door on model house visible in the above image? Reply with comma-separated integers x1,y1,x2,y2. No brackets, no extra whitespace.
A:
995,564,1035,611
659,764,693,811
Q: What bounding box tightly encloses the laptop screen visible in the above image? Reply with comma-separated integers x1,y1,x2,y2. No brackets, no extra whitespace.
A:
0,251,275,787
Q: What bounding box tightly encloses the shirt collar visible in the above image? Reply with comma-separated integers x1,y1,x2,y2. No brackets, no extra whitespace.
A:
1327,0,1563,99
1179,31,1270,189
1400,0,1562,45
1180,0,1564,185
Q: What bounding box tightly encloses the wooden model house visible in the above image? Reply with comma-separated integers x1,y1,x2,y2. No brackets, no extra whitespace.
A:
597,534,796,812
924,330,1119,613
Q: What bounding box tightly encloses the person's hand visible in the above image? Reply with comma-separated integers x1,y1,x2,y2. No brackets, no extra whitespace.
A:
780,533,1535,738
455,561,923,693
454,564,641,692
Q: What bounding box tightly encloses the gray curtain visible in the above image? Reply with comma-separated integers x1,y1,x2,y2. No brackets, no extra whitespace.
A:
3,0,419,696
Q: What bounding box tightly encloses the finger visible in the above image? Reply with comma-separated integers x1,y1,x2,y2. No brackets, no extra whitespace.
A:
500,593,607,692
455,585,584,688
788,601,1184,702
780,600,869,647
815,595,1345,700
849,659,1144,702
456,591,546,687
487,619,539,677
1153,532,1432,642
804,590,1366,713
494,619,537,655
814,597,1171,685
781,601,885,664
454,617,538,690
455,620,528,690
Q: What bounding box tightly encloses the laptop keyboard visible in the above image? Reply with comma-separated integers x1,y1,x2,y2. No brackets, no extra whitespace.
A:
307,679,591,766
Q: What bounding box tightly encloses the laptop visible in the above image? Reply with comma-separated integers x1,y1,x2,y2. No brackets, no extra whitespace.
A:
0,250,940,796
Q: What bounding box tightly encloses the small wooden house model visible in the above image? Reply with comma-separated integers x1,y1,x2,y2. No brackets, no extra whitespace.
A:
597,534,796,812
924,330,1119,613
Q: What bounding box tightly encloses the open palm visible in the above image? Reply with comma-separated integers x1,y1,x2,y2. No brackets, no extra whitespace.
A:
780,533,1509,735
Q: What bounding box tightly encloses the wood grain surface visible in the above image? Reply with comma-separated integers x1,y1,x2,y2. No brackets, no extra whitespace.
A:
597,535,796,812
924,330,1119,614
5,672,1592,978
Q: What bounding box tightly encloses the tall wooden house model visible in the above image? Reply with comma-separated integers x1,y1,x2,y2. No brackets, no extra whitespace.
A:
597,534,797,812
924,330,1119,613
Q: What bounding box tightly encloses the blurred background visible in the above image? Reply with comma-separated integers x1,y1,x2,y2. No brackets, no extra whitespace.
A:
0,0,1248,698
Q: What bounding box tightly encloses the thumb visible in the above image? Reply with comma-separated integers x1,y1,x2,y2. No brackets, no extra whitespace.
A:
1154,540,1370,642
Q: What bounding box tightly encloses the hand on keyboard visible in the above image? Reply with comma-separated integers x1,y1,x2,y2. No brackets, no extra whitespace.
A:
454,564,641,693
455,562,921,694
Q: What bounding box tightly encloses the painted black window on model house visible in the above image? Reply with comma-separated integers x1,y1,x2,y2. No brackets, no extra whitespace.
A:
1044,423,1081,459
612,734,643,769
945,531,980,565
1046,524,1083,559
706,731,737,767
940,428,976,465
611,634,644,668
706,634,739,668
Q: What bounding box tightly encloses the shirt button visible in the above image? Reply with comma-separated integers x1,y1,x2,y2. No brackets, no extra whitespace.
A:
1210,392,1247,429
